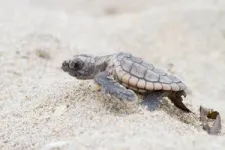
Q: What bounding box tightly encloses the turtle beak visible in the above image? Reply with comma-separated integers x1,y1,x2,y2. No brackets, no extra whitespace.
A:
61,60,79,78
61,60,70,72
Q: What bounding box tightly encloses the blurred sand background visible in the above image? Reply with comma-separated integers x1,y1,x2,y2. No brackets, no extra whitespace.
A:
0,0,225,149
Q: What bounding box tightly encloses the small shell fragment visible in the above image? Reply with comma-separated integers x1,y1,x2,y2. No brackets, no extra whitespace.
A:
200,106,222,135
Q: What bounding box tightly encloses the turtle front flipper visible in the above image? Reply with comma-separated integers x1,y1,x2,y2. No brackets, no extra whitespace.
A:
94,71,138,105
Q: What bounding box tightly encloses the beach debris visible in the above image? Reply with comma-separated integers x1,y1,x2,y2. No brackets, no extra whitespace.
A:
200,106,222,135
35,48,51,60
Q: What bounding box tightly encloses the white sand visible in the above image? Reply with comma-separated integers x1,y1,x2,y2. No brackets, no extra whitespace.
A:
0,0,225,149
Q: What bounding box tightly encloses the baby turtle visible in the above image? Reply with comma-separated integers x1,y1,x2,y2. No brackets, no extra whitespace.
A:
61,52,191,112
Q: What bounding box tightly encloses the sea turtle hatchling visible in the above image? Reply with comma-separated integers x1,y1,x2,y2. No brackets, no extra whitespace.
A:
61,52,191,112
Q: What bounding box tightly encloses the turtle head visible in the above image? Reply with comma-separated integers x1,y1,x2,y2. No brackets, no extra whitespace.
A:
61,54,96,80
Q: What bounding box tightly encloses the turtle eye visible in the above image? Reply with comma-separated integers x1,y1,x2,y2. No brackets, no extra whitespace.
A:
74,61,80,69
70,60,83,70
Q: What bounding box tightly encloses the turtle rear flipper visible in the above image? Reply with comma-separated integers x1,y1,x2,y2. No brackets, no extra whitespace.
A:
168,91,192,113
94,71,138,104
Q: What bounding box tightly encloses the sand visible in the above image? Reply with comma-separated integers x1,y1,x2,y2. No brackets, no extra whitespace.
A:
0,0,225,149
